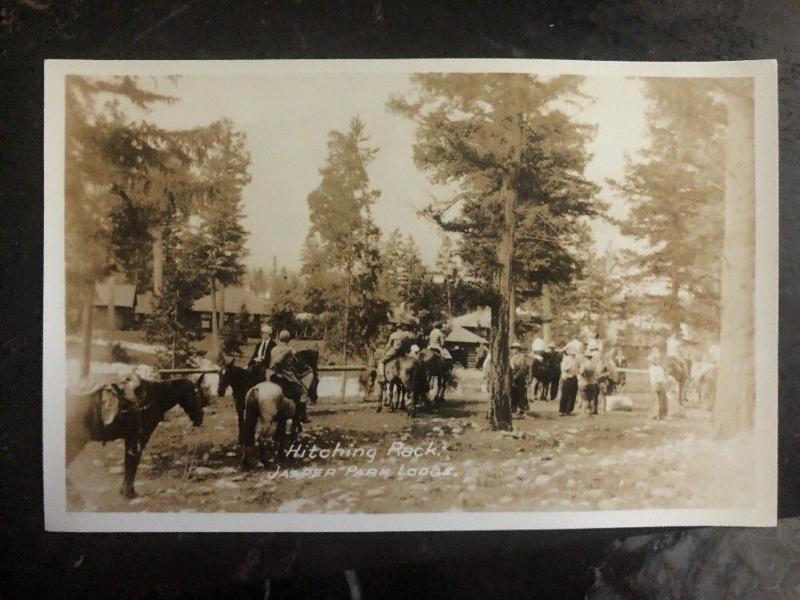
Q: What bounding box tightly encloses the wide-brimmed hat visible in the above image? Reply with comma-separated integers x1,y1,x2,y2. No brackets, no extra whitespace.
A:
278,330,291,342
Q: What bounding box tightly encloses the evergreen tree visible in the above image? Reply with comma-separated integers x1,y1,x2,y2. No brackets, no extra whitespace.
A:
247,267,269,296
221,307,250,358
143,222,208,368
615,78,725,335
65,75,178,376
301,117,386,359
391,74,600,429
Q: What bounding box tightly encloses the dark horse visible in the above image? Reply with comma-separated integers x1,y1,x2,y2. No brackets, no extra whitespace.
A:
531,350,561,402
66,374,207,498
217,359,264,445
418,347,452,406
240,348,319,468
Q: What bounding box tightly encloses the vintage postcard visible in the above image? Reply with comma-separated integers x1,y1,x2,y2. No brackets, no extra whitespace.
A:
43,59,778,531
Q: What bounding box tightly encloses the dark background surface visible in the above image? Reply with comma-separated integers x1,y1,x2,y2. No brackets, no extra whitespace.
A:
1,1,799,597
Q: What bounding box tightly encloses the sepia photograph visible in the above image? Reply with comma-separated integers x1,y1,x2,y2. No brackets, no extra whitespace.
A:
43,59,777,531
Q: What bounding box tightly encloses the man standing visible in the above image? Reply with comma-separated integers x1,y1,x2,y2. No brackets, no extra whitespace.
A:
580,341,603,415
647,347,668,420
248,323,275,381
559,341,580,416
270,330,311,423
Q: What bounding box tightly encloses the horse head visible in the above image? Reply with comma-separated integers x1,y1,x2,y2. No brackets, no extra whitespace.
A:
217,357,235,397
295,348,320,403
180,375,206,427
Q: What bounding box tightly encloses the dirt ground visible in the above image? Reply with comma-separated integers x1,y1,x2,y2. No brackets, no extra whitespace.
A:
66,370,755,514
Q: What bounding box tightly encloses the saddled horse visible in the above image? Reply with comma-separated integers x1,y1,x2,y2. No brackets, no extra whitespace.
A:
66,373,208,498
531,349,561,402
217,359,265,445
418,347,452,406
376,354,413,413
239,348,319,469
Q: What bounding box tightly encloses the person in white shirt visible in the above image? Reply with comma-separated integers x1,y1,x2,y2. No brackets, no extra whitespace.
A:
647,348,668,419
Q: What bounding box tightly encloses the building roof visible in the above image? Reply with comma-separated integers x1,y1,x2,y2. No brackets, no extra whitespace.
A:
94,281,136,308
445,324,488,345
450,306,492,330
192,286,270,315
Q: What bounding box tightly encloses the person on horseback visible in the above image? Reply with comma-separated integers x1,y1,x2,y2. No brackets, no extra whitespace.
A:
427,321,452,361
269,330,311,424
380,320,415,379
248,323,275,381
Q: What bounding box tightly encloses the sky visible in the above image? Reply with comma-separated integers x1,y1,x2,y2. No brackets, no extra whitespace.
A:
135,72,650,272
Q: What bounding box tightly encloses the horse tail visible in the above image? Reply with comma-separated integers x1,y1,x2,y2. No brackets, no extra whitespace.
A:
242,386,261,445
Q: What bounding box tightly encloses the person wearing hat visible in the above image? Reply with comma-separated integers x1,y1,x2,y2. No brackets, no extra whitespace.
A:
428,321,452,360
648,347,668,419
580,342,603,415
270,330,311,423
248,322,276,380
380,320,415,377
559,342,580,416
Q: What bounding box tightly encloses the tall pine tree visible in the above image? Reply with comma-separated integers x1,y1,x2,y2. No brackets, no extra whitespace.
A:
391,74,600,429
301,117,387,360
616,78,725,336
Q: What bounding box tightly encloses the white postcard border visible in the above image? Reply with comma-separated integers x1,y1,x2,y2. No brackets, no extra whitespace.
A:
43,58,779,532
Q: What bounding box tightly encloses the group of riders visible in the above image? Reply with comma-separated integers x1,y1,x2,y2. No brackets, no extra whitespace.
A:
243,318,718,421
247,323,314,423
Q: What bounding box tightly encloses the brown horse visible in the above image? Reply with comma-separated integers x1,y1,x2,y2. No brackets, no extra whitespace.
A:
239,349,319,469
417,347,452,406
66,374,208,498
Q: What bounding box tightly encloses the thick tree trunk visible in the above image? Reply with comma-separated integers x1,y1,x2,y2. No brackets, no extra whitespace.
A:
714,86,755,438
489,177,515,431
210,277,220,359
541,283,552,343
79,281,94,378
152,226,164,296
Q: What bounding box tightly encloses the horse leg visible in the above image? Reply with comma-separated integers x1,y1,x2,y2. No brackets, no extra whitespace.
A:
120,427,152,498
235,393,246,446
240,393,261,471
120,435,141,498
276,419,287,463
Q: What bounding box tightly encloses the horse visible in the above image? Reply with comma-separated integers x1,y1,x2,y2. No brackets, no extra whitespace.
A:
418,347,452,406
66,373,208,498
531,349,561,402
404,354,432,418
239,348,319,469
217,359,265,445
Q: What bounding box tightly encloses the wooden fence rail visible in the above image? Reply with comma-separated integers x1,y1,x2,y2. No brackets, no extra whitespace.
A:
159,365,368,379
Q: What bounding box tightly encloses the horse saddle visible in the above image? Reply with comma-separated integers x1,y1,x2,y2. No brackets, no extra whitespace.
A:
99,385,123,426
268,370,304,401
